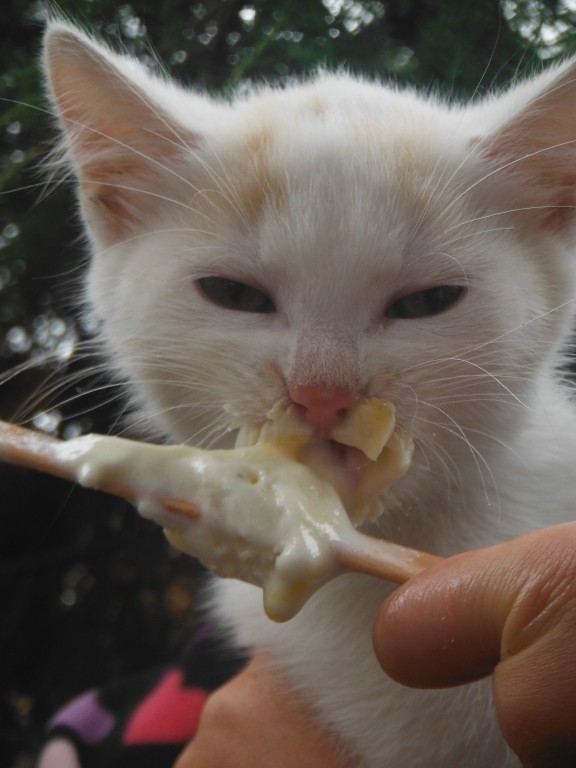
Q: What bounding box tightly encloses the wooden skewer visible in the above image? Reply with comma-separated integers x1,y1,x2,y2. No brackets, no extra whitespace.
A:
0,419,76,482
0,419,440,585
334,534,442,583
0,419,201,519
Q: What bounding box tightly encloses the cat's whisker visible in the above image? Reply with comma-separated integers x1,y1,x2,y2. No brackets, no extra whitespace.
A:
7,376,125,424
92,229,224,259
411,139,481,235
14,377,125,424
441,136,576,220
52,107,202,192
438,419,523,467
444,206,576,235
45,111,254,236
432,359,531,407
133,121,262,232
466,298,576,356
0,179,67,197
425,395,527,408
414,425,465,488
75,176,218,221
186,154,258,230
443,226,516,245
416,402,500,510
139,110,259,227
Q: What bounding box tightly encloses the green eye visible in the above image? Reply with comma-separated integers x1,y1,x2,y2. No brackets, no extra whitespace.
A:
197,277,275,314
386,285,465,320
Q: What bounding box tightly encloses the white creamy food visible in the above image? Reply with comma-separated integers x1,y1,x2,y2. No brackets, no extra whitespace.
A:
235,399,412,524
52,399,413,621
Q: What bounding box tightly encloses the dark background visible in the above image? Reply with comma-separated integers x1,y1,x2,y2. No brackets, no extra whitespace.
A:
2,1,576,765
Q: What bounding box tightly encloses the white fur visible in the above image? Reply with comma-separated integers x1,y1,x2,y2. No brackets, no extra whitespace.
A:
43,23,576,767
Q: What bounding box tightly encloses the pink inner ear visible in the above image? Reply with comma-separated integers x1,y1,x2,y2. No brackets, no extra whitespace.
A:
480,135,576,235
73,112,199,244
478,64,576,236
79,159,149,243
83,182,139,238
545,173,576,234
45,27,202,245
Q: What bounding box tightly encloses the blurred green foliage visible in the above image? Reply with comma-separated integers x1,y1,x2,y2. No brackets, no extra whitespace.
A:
1,1,576,765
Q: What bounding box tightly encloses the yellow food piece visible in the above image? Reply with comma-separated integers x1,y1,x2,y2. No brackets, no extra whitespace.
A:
237,398,413,525
332,399,395,460
350,431,414,517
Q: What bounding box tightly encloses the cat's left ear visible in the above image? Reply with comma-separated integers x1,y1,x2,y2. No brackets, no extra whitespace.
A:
480,59,576,236
43,23,206,248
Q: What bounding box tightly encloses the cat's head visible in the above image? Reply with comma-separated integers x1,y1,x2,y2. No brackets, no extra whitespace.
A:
43,23,576,516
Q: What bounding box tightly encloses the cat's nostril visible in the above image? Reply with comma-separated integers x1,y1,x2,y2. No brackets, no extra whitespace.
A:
289,385,358,430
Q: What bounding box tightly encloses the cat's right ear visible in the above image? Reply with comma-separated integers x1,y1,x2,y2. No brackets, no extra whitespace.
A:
43,23,203,247
479,58,576,238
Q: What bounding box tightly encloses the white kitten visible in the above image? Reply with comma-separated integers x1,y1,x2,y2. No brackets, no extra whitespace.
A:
43,22,576,767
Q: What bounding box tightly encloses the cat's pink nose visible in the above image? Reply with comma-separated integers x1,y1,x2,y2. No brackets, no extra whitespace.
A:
290,385,357,431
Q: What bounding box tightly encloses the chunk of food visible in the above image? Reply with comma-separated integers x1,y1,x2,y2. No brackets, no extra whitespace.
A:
237,399,413,524
236,398,396,461
332,398,396,460
53,398,413,621
56,435,353,620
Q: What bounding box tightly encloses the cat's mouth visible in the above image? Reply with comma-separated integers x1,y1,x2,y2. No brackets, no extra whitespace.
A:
235,400,413,525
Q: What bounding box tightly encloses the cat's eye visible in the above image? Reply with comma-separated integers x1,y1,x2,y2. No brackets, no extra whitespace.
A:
197,277,275,313
386,285,465,320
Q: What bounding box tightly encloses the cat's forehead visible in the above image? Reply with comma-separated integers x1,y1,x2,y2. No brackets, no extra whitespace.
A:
182,76,483,301
217,75,474,223
216,93,466,251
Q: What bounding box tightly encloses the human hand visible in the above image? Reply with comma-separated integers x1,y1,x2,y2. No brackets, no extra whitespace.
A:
173,654,357,768
373,522,576,767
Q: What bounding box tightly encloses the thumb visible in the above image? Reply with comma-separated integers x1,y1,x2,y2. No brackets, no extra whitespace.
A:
373,523,576,767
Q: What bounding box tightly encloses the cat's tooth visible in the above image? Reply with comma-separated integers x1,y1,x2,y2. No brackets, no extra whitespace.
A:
349,432,414,522
332,399,396,460
235,403,312,450
262,403,312,442
235,423,262,448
